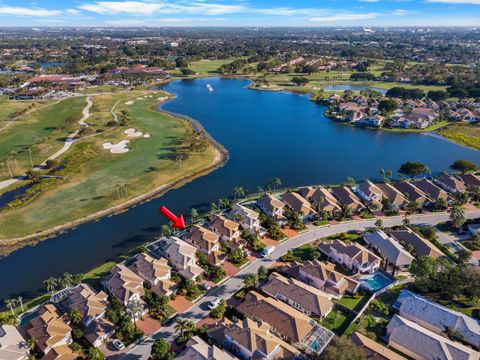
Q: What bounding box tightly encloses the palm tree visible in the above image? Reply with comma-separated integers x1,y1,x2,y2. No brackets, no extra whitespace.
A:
455,191,469,206
27,147,34,168
379,169,393,183
27,337,36,352
43,277,58,294
174,318,190,338
127,299,144,330
69,308,83,325
190,208,198,223
233,186,246,200
4,299,15,316
17,296,24,312
449,205,466,230
59,272,74,288
268,177,282,192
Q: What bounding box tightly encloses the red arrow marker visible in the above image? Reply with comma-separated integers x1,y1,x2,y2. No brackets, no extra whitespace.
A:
159,205,186,229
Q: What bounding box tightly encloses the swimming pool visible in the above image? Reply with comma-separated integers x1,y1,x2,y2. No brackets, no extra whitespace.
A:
359,271,394,292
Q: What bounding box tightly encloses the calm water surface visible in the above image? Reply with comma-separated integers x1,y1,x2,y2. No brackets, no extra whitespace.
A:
0,77,478,301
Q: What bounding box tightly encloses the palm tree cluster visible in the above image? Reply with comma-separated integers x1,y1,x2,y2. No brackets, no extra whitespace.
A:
4,296,24,317
43,272,81,294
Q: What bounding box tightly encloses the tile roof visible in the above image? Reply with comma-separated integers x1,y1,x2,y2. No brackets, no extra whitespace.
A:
318,239,381,265
261,272,333,317
281,192,317,217
395,290,480,348
387,315,480,360
390,229,444,258
63,284,108,323
176,335,235,360
25,304,72,355
238,291,315,343
106,264,145,304
351,332,406,360
363,230,414,267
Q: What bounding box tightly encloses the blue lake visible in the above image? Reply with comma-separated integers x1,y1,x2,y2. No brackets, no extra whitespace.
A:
0,77,478,302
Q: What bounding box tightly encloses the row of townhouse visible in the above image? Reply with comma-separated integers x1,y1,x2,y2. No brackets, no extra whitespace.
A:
363,227,445,272
205,267,344,359
328,94,480,129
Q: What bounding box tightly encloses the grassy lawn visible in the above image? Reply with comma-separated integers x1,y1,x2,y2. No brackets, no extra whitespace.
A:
321,307,354,335
188,59,241,75
438,123,480,150
0,90,218,239
0,96,44,122
291,243,322,261
336,293,370,312
0,97,85,179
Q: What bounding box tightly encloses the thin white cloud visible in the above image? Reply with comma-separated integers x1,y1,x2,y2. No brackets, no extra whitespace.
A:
425,0,480,3
358,0,380,3
310,12,380,22
0,6,62,16
79,1,246,15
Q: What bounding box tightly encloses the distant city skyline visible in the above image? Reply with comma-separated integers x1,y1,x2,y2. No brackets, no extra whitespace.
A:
0,0,479,27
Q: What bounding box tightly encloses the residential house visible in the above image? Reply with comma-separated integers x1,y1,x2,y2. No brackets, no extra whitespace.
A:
354,180,383,206
0,325,29,360
330,186,366,213
207,318,300,360
376,183,408,211
386,315,480,360
61,284,109,327
348,110,367,123
160,237,203,280
357,114,385,127
281,192,317,221
229,204,264,235
285,260,360,297
237,291,316,345
394,290,480,349
184,224,222,262
411,179,450,204
175,335,235,360
131,253,175,296
434,173,466,194
84,318,116,348
298,186,340,214
392,182,429,206
390,229,444,258
458,174,480,190
104,264,145,306
25,304,76,360
257,193,285,221
261,272,333,318
209,215,242,246
351,332,406,360
318,240,381,274
457,108,479,122
363,230,415,271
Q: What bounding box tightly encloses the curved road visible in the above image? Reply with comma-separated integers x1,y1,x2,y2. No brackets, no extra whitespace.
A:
121,209,480,360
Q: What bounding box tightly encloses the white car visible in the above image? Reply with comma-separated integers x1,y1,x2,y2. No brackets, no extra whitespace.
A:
261,245,275,258
207,298,222,310
113,339,125,351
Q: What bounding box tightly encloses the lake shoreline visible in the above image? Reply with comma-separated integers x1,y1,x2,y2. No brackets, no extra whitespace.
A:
0,93,229,257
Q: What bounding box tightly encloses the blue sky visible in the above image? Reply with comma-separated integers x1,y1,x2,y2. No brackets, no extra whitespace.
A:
0,0,479,27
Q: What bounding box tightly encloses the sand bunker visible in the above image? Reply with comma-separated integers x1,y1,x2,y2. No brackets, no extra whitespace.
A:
125,101,135,105
102,140,130,154
143,134,151,138
124,128,144,138
158,96,168,101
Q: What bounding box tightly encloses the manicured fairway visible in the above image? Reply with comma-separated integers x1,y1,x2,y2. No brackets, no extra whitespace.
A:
0,90,218,238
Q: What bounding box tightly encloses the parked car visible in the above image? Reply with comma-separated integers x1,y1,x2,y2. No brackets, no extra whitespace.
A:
208,298,222,310
261,245,275,258
199,282,211,291
113,339,125,351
